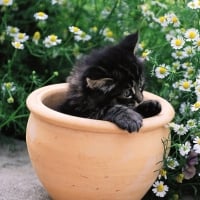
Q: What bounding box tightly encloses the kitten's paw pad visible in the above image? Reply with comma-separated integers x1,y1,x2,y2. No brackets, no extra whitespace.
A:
136,100,161,118
115,111,143,133
104,106,143,133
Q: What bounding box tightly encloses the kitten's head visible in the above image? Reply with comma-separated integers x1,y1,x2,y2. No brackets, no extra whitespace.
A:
74,32,145,107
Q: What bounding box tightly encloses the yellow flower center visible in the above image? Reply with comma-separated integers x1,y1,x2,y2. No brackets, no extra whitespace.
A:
3,0,10,4
49,35,57,42
159,16,166,23
182,81,190,89
105,30,113,38
196,40,200,46
4,82,12,89
10,28,17,34
176,51,183,56
91,26,98,32
172,16,178,23
142,51,149,58
160,169,167,177
72,27,80,33
187,67,194,75
33,31,41,40
175,39,182,46
189,31,196,39
157,184,164,192
194,101,200,109
15,42,21,48
80,32,86,38
197,138,200,145
37,12,45,17
18,33,25,39
176,174,184,183
159,67,167,74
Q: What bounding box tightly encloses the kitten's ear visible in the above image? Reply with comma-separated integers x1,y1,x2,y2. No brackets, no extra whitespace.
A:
86,77,115,93
119,32,139,54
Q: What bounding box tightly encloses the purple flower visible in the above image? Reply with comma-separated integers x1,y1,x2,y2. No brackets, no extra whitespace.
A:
182,150,198,180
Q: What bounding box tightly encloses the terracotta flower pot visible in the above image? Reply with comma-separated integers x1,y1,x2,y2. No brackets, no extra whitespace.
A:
26,83,174,200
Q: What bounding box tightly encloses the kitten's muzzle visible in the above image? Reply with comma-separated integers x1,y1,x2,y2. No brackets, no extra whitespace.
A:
135,92,144,103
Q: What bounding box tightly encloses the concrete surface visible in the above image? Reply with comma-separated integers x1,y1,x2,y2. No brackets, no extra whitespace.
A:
0,139,50,200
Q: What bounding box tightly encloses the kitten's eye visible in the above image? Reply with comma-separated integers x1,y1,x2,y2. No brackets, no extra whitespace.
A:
122,89,132,98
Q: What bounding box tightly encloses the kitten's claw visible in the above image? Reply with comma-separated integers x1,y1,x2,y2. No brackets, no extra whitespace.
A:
104,106,143,133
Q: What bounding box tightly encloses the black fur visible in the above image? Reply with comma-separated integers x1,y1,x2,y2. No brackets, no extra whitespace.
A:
59,32,161,133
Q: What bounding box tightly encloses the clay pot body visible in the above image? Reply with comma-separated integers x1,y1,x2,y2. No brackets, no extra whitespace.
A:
26,83,174,200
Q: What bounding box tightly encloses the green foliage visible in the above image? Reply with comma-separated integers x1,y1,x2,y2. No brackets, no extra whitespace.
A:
0,0,200,198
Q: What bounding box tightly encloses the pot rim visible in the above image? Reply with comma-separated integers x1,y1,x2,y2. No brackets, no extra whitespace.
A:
26,83,175,134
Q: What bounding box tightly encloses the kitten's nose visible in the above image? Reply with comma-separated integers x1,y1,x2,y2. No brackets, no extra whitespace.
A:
136,92,143,103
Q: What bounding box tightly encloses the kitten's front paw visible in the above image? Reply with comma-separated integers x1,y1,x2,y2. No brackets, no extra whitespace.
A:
104,105,143,133
117,110,143,133
135,100,161,118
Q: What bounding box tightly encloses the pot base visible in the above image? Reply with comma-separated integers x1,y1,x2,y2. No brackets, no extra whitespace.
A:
26,83,174,200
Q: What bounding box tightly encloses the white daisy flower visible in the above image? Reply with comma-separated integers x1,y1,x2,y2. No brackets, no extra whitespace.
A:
141,49,151,61
193,37,200,50
102,28,115,42
193,136,200,153
32,31,41,45
173,124,188,136
158,169,167,180
11,41,24,50
0,0,13,6
14,32,29,43
179,141,191,156
101,8,110,18
187,1,196,9
155,64,170,79
173,81,179,89
187,0,200,9
166,157,179,169
172,50,187,59
185,28,199,41
182,62,192,69
172,61,181,70
2,82,16,92
43,34,62,48
195,85,200,96
151,1,168,9
184,67,195,78
69,26,82,35
179,80,193,91
166,13,180,27
186,119,197,129
156,15,169,27
191,101,200,111
166,30,176,41
34,12,48,21
179,102,190,114
152,181,169,197
74,31,91,42
170,36,185,49
6,26,20,37
51,0,65,5
183,46,195,57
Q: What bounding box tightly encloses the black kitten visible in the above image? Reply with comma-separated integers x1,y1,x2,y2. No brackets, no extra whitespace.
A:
59,32,161,133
